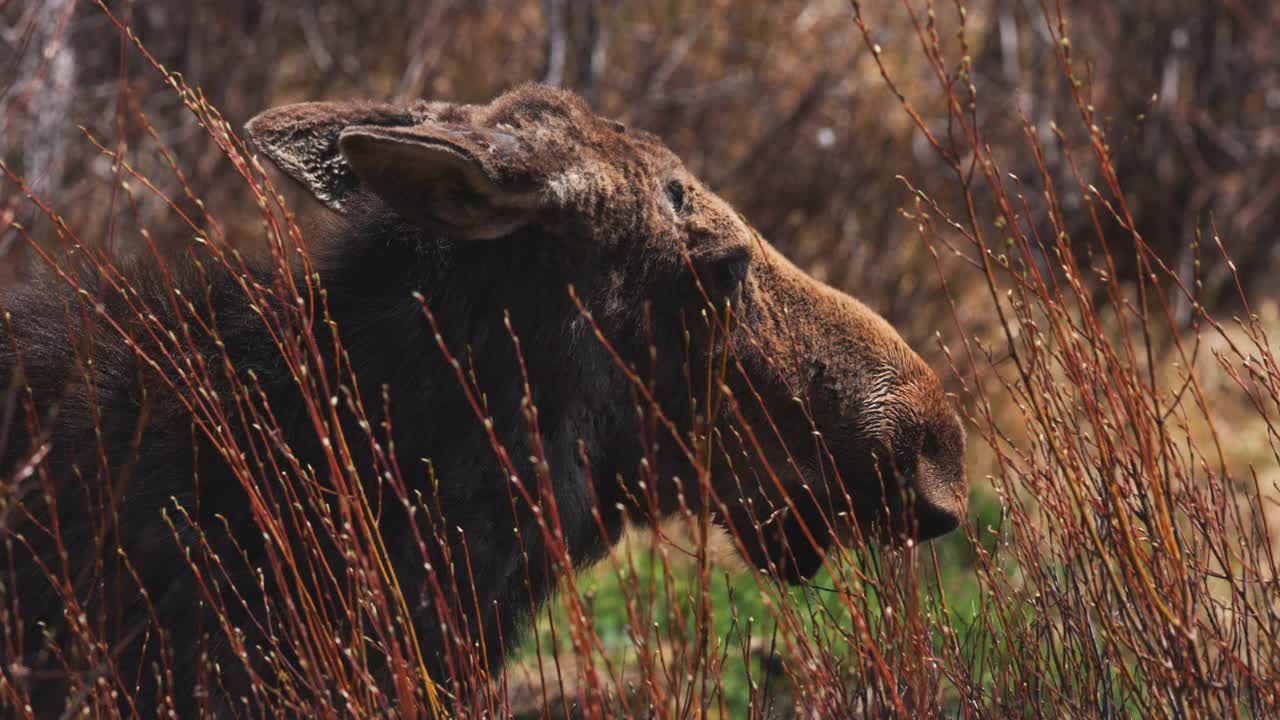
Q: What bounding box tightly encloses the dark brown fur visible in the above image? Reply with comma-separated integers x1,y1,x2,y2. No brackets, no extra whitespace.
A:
0,84,965,715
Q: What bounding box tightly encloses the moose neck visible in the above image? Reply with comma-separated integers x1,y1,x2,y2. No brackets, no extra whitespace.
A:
305,208,644,551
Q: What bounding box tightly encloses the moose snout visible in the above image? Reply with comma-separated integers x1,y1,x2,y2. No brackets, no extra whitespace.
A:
898,416,968,541
906,462,967,540
854,398,968,544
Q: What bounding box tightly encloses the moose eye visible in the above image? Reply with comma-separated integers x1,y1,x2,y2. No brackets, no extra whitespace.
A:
665,179,689,215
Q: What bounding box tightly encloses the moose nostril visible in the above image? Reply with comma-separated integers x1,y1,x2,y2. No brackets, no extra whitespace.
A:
921,429,941,459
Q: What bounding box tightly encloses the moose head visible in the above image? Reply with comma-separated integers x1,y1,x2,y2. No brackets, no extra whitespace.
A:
246,83,967,586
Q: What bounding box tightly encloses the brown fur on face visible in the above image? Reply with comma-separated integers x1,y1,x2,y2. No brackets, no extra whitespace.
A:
248,83,968,580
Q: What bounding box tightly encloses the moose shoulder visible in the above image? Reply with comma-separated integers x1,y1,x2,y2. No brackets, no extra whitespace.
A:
0,84,966,714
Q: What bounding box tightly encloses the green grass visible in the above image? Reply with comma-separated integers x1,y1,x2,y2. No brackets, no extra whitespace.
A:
513,488,1006,716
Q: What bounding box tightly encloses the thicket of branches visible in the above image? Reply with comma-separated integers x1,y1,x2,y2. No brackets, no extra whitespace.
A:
2,1,1278,717
5,1,1276,329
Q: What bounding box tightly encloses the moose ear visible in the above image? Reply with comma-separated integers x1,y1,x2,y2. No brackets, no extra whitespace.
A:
337,124,545,240
245,101,417,211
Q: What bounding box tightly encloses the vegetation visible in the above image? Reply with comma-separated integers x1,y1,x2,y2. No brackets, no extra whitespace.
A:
2,1,1277,717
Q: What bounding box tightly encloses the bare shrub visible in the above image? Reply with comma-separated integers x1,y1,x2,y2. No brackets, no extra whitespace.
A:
2,1,1277,717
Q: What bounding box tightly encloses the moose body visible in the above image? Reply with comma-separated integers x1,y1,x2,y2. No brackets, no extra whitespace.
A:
0,85,966,715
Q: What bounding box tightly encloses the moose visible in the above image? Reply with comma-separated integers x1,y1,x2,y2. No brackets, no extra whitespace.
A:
0,84,966,715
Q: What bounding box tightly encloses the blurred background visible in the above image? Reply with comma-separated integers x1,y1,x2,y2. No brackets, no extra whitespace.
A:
4,0,1276,341
2,2,1279,715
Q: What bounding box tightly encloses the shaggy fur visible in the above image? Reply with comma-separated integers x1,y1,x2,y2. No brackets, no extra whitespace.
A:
0,84,966,715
